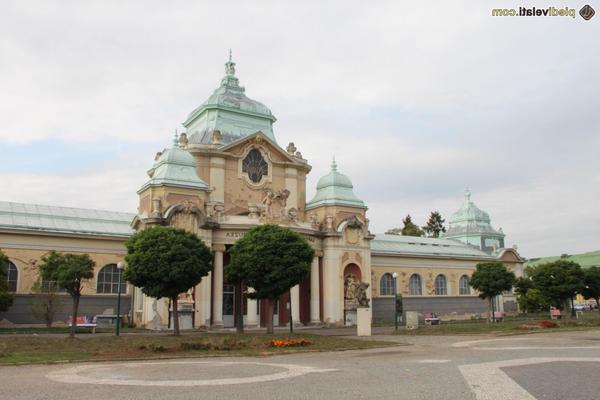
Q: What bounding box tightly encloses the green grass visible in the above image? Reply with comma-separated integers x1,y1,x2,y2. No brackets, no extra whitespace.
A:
0,332,396,365
392,314,600,336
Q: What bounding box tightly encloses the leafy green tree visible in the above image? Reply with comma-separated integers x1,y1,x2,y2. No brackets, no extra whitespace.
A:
582,266,600,314
518,288,551,313
39,251,95,337
401,215,424,237
422,211,446,238
124,226,212,335
384,227,402,235
226,224,314,334
528,260,585,310
469,261,516,322
0,250,15,312
31,278,63,328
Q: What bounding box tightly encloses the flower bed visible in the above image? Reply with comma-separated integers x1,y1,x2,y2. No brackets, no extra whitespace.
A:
538,320,559,328
269,338,312,348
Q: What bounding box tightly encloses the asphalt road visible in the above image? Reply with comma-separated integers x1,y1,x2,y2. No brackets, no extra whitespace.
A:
2,330,600,400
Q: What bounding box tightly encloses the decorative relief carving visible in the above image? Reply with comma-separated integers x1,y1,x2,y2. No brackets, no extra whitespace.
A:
325,215,334,231
260,188,290,219
150,198,162,218
309,213,320,230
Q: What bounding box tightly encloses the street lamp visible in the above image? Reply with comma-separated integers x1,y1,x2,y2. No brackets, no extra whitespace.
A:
392,272,399,330
116,261,125,336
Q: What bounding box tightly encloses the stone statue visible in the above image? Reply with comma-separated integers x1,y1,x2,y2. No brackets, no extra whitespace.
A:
357,282,370,308
286,142,297,154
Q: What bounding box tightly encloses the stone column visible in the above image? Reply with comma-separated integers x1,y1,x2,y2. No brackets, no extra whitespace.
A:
291,284,300,325
212,245,225,328
310,255,321,323
322,245,342,325
246,287,258,328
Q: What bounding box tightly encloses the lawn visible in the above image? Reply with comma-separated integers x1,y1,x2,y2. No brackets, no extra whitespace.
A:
392,313,600,336
0,332,397,365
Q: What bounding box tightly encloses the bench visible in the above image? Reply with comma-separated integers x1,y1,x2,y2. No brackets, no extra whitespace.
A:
550,307,562,320
424,312,440,325
68,315,97,333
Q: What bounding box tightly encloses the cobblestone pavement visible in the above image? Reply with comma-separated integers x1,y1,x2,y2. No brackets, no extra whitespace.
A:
1,329,600,400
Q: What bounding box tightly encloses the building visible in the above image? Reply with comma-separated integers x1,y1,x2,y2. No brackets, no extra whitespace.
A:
0,56,524,328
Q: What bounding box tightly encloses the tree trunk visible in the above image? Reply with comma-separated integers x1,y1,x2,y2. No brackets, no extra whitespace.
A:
70,295,79,338
266,299,274,334
596,297,600,315
172,296,180,336
487,297,492,324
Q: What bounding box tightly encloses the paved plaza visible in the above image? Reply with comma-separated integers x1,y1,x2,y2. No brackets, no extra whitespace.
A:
2,330,600,399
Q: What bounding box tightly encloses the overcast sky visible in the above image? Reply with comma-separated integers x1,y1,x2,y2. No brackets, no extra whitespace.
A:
1,1,598,258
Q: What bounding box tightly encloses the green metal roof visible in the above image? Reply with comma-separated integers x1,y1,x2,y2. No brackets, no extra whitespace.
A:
306,159,366,210
185,54,276,146
0,201,134,237
372,234,494,259
526,250,600,269
138,137,209,193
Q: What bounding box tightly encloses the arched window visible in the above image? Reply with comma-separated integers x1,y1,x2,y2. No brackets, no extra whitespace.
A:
5,261,17,292
97,264,125,294
409,274,422,296
459,275,471,295
435,274,447,295
380,273,395,296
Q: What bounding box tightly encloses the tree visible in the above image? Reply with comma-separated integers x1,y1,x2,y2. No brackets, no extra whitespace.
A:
39,251,95,337
401,215,424,237
528,260,585,311
582,266,600,314
225,224,314,334
0,250,15,312
422,211,446,238
517,286,551,313
469,261,516,322
124,226,212,336
31,278,63,328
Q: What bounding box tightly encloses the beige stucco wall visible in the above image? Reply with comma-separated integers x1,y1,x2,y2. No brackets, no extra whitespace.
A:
0,231,127,295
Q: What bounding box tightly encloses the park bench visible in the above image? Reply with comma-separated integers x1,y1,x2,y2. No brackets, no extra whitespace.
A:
68,315,97,333
424,312,440,325
550,307,562,320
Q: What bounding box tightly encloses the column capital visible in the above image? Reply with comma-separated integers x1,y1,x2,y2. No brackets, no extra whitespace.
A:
212,244,226,253
314,251,324,258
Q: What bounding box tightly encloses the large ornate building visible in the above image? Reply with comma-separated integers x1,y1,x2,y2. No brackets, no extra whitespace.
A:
0,57,524,328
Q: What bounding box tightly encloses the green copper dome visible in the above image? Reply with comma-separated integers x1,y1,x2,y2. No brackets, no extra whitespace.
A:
442,190,505,253
448,190,491,225
306,159,366,210
138,136,209,193
184,52,276,146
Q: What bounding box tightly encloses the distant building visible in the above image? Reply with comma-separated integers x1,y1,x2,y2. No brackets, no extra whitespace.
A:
0,56,525,328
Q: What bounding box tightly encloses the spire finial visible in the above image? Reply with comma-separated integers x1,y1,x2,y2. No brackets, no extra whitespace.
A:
225,49,236,77
331,156,338,172
173,129,179,146
464,188,471,202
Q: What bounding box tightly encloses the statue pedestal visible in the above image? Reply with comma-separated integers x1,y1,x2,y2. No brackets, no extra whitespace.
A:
405,311,419,329
356,307,371,336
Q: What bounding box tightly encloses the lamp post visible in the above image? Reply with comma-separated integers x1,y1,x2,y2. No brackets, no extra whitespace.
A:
392,272,398,330
116,261,125,336
287,295,293,334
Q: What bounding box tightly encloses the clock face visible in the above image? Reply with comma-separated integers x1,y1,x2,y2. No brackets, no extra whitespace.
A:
242,149,268,184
